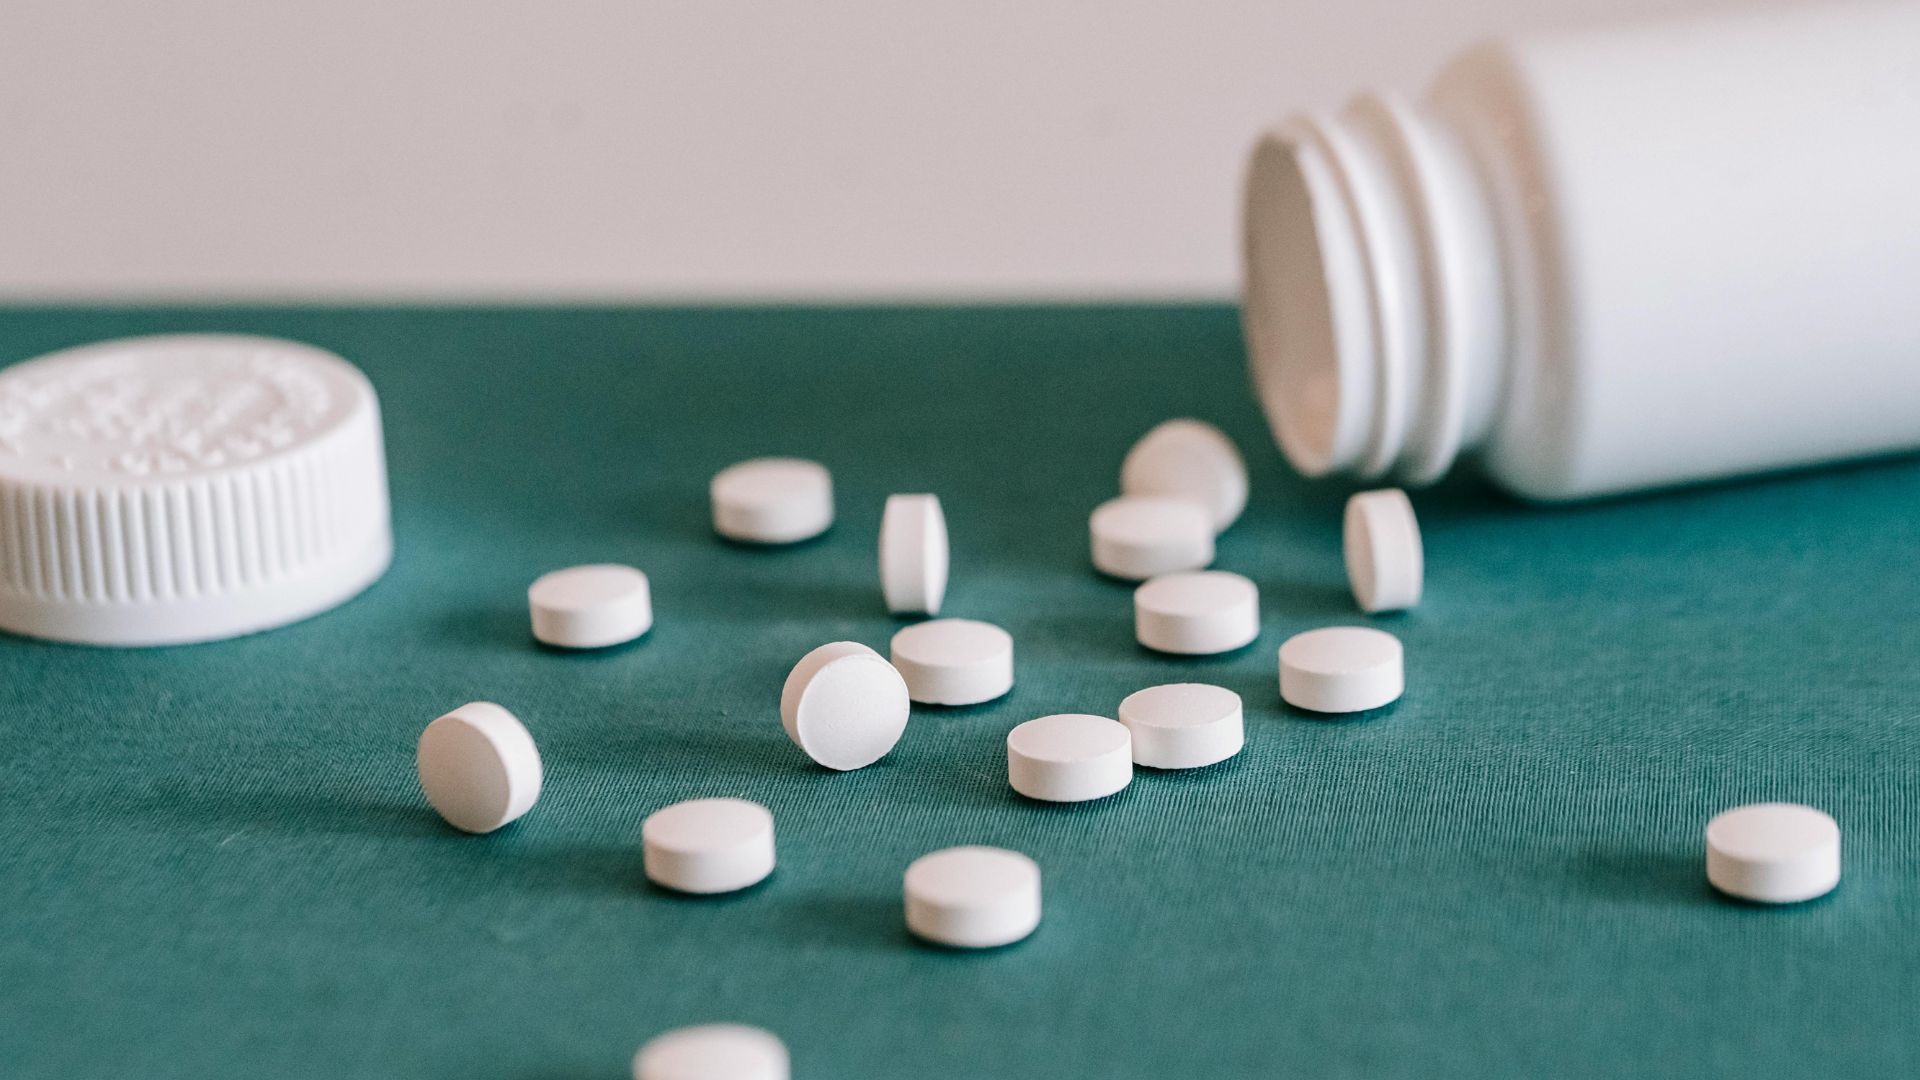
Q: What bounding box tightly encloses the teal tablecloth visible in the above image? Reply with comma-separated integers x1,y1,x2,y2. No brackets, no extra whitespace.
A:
2,305,1916,1079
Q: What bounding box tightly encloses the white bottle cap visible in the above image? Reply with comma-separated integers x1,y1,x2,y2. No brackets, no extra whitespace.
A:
0,334,392,646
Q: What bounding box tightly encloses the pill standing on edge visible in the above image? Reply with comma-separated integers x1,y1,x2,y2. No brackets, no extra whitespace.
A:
710,458,834,544
1118,683,1245,769
1121,418,1249,532
416,702,543,834
779,641,912,770
1088,495,1215,580
879,493,950,615
634,1024,790,1080
1133,570,1260,655
889,618,1014,706
1344,488,1424,613
1705,802,1841,904
1006,713,1133,802
904,846,1043,949
527,563,653,648
642,798,776,894
1278,626,1404,714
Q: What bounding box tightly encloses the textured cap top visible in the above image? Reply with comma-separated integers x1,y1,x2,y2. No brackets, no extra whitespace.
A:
0,334,391,646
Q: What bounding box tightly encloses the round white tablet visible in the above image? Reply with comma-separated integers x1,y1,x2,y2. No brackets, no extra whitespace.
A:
1006,713,1133,802
1705,803,1840,904
642,798,776,894
779,641,912,770
1088,495,1214,580
416,702,543,834
904,846,1042,949
710,458,833,544
879,493,949,615
634,1024,790,1080
1120,418,1248,532
1133,571,1260,655
1278,626,1404,714
527,563,653,648
1344,488,1424,613
1118,683,1245,769
888,618,1014,706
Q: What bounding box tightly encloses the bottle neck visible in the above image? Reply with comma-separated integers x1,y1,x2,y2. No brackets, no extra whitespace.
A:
1241,92,1508,484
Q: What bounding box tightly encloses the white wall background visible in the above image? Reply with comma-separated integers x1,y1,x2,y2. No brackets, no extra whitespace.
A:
1,0,1770,301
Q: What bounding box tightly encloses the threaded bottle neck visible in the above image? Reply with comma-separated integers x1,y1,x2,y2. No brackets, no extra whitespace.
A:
1241,92,1507,484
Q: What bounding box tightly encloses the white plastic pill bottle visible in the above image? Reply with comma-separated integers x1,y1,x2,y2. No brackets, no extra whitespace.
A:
1241,1,1920,500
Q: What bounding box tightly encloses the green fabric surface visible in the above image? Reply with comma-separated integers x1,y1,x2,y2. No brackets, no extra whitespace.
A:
1,305,1916,1079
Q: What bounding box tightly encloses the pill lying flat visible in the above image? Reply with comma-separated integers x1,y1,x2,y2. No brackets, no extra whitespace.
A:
643,798,776,894
1006,713,1132,802
710,458,833,544
779,641,911,770
1121,418,1248,532
1133,570,1259,655
879,494,949,615
1278,626,1404,714
1118,683,1245,769
904,846,1042,949
416,702,542,833
1089,495,1214,580
527,564,653,648
1344,488,1423,613
889,618,1014,705
1705,803,1840,904
634,1024,790,1080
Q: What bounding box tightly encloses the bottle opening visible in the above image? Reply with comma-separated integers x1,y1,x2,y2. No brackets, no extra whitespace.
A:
1241,127,1368,478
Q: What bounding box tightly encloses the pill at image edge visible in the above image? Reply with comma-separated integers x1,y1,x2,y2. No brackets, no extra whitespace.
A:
416,702,543,834
879,493,949,615
1344,488,1424,613
1705,802,1840,904
1121,418,1249,532
633,1023,790,1080
889,618,1014,705
527,563,653,648
1006,713,1133,802
642,798,776,895
1133,570,1259,655
1088,494,1214,580
779,641,912,771
1277,626,1404,714
710,457,833,544
904,846,1042,949
1118,683,1245,769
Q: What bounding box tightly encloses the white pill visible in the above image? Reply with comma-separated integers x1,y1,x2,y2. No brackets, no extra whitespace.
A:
1006,713,1133,802
879,493,949,615
416,702,543,834
527,563,653,648
1133,570,1260,655
1344,488,1424,613
642,798,776,894
1278,626,1404,714
1120,418,1248,532
1088,495,1214,580
904,846,1042,949
1705,803,1841,904
1118,683,1245,769
779,641,911,770
710,458,833,544
634,1024,789,1080
888,618,1014,706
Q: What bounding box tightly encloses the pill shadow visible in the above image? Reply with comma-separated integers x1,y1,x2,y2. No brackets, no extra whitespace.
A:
762,892,904,952
1261,579,1358,621
1576,844,1713,907
1280,700,1401,723
115,784,447,841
